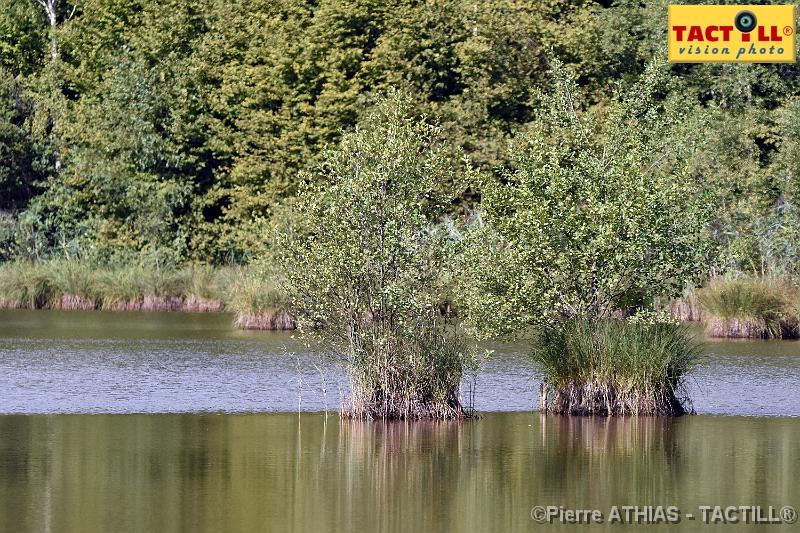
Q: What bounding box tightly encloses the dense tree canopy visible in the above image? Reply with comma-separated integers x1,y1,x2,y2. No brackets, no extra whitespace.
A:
0,0,798,277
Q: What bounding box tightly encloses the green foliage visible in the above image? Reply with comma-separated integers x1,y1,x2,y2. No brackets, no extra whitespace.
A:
6,0,635,263
0,69,50,212
281,93,477,419
0,0,799,280
181,0,318,260
752,202,800,277
0,0,47,76
460,59,711,337
535,318,699,415
0,212,15,261
29,53,193,265
748,100,800,277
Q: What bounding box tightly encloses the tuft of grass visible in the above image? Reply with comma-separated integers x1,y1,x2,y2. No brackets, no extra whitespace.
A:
185,265,222,301
343,313,477,420
98,265,190,310
96,266,143,309
45,260,101,309
223,267,289,314
0,262,51,309
137,266,190,299
222,266,295,329
698,277,795,338
534,319,699,416
182,265,225,312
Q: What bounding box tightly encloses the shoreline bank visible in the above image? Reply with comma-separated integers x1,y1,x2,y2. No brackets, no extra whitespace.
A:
0,298,297,330
0,261,295,330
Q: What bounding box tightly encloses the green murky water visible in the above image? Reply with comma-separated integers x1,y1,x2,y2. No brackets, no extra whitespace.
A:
1,413,797,533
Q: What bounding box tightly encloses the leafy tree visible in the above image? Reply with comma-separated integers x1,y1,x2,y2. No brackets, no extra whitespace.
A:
0,0,48,76
184,0,319,261
281,93,476,419
1,0,798,274
366,0,598,172
683,105,781,273
185,0,604,258
23,0,211,263
0,69,49,211
27,55,192,264
745,99,800,277
460,59,711,336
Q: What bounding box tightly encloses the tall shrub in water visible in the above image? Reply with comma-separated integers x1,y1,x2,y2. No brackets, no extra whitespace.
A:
281,93,477,420
461,59,709,415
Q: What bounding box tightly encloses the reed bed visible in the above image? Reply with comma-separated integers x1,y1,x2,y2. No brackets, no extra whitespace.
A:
47,260,101,309
184,265,224,312
341,317,476,420
534,319,699,416
0,260,294,329
697,277,797,339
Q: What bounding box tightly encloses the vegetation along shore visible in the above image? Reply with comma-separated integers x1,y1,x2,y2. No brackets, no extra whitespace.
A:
0,261,295,330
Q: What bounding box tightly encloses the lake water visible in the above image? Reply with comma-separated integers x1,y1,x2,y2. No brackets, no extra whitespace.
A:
2,310,799,416
0,310,798,532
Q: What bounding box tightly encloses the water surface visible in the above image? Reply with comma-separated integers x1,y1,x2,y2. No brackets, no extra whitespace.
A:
0,413,797,533
1,311,799,533
1,310,799,416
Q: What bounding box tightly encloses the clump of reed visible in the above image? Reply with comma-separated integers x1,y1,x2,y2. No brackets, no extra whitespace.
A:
95,265,188,311
184,265,224,312
698,276,797,339
342,313,476,420
534,319,699,416
220,266,296,330
96,266,147,310
0,261,51,309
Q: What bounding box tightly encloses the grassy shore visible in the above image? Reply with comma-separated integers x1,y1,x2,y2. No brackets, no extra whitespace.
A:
660,276,800,339
0,260,294,330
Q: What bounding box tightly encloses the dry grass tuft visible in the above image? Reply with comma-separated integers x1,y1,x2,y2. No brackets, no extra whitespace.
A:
698,277,797,339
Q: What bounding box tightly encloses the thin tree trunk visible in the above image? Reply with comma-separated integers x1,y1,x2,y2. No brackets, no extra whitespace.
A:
36,0,63,171
36,0,59,61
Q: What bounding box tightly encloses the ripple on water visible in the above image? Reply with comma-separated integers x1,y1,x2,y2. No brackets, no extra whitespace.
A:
1,310,799,416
